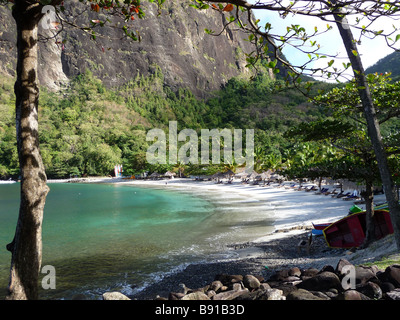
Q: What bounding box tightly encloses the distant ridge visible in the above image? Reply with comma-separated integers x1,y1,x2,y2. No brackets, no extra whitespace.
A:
365,51,400,79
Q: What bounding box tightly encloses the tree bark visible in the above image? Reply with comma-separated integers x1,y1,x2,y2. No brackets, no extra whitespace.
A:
362,181,375,248
333,11,400,250
6,0,49,300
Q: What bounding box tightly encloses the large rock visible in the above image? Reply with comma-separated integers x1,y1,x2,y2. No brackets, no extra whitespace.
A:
236,288,286,300
212,288,249,300
102,292,131,300
286,289,325,300
243,275,261,290
0,1,263,98
181,291,210,300
386,289,400,300
338,290,371,300
384,265,400,287
297,271,342,292
335,259,354,276
355,266,379,285
209,280,223,292
356,282,383,300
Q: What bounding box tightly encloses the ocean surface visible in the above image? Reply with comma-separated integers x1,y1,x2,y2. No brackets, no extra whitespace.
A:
0,182,275,299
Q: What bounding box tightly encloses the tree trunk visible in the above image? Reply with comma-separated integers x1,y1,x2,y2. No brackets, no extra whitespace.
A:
6,0,49,300
362,181,375,248
333,11,400,250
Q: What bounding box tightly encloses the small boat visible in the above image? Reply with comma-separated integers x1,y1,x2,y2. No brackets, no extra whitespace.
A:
323,209,394,248
312,222,331,235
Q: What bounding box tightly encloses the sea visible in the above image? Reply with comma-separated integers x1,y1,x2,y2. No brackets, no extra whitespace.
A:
0,182,275,300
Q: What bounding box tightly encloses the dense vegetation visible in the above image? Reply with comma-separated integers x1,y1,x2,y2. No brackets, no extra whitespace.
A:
0,67,347,179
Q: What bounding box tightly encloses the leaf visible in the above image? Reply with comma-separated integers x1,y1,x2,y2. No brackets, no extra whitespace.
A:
352,50,358,57
223,4,234,12
396,34,400,42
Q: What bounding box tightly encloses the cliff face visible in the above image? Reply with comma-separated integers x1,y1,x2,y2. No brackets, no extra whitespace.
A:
0,1,258,97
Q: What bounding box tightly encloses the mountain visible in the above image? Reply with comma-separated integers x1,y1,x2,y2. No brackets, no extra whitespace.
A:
0,1,263,98
0,1,327,179
365,51,400,79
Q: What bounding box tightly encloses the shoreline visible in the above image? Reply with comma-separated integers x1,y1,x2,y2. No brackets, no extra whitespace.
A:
3,176,397,300
49,176,386,239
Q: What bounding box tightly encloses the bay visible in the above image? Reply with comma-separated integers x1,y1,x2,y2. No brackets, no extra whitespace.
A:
0,182,274,299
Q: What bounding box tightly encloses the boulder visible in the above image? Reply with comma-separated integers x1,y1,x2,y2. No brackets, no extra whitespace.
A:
301,268,319,278
269,269,290,281
181,292,210,300
309,291,331,300
289,267,301,277
381,282,395,293
212,288,249,300
384,265,400,287
169,292,185,300
339,290,371,300
335,259,354,275
102,292,131,300
214,274,243,286
260,283,271,290
273,283,298,296
261,289,286,301
320,265,335,273
287,289,325,300
356,282,383,300
386,289,400,300
235,288,285,301
297,271,342,292
355,266,378,285
243,275,261,290
209,280,223,292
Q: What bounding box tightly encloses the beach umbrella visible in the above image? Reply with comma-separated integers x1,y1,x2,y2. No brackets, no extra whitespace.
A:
248,171,259,180
149,172,160,179
234,171,247,178
260,171,271,181
222,169,235,178
164,171,176,178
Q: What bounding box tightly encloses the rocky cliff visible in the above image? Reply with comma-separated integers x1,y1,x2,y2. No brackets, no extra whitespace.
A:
0,1,259,97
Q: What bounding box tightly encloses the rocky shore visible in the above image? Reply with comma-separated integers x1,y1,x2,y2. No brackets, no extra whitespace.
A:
101,229,399,301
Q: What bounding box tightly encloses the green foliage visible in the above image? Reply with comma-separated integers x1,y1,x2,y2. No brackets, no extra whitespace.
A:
0,67,336,179
285,74,400,185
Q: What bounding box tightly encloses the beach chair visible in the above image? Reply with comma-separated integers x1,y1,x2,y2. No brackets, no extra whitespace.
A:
324,188,338,196
336,191,351,198
305,185,317,192
314,187,328,195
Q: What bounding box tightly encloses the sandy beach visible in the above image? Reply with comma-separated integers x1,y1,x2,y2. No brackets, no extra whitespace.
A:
63,176,386,239
43,176,397,299
3,176,397,299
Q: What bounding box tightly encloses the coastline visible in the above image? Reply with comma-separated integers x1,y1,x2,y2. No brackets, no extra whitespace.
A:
3,176,396,300
47,176,397,300
51,176,385,239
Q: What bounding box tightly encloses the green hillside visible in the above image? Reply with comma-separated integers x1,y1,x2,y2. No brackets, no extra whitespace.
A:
0,69,334,179
366,51,400,79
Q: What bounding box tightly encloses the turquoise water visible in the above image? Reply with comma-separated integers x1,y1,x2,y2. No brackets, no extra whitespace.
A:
0,182,274,299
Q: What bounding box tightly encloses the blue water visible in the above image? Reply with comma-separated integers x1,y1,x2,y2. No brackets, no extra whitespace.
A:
0,182,274,299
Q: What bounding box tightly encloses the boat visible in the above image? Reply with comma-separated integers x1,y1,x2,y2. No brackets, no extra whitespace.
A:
323,209,394,248
311,222,331,235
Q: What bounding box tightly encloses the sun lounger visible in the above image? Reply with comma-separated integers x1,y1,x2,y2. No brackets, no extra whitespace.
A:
305,185,318,192
324,189,338,196
336,191,351,198
314,187,329,195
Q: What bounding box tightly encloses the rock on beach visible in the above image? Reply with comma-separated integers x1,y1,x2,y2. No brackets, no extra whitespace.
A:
106,258,400,301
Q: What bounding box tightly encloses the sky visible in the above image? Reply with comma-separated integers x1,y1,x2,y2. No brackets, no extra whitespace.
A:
249,3,399,81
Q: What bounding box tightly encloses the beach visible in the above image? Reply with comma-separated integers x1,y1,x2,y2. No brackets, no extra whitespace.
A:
46,176,397,299
3,176,397,300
